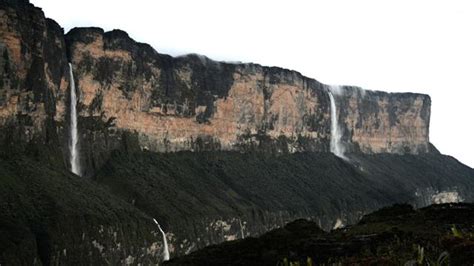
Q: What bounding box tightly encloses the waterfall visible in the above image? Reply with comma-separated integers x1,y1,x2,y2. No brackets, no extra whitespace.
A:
328,87,347,159
153,218,170,261
239,218,245,239
68,63,80,176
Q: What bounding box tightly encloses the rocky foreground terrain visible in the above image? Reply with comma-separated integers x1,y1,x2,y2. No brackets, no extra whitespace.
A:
166,203,474,265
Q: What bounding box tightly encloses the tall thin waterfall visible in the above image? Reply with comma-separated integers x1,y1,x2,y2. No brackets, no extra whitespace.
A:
153,218,170,261
328,88,346,159
68,63,80,176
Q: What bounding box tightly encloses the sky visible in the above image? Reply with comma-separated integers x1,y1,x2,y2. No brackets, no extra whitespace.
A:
31,0,474,168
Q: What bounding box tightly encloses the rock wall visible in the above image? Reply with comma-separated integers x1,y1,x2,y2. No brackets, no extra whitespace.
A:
331,86,431,154
64,28,431,162
0,1,432,175
0,0,69,164
65,27,330,157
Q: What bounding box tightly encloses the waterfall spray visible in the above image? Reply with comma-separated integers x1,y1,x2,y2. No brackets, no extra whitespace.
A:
153,218,170,261
328,87,347,159
68,63,80,176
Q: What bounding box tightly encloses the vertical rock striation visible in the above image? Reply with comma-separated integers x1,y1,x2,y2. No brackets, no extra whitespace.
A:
65,27,330,153
0,0,69,165
334,86,431,154
63,27,431,170
0,1,432,173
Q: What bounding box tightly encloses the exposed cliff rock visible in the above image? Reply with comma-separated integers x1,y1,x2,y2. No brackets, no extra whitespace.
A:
64,27,432,165
0,0,68,165
64,27,334,175
332,86,431,154
1,0,432,176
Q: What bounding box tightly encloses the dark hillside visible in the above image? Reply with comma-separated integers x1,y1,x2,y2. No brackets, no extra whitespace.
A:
94,150,474,255
166,203,474,265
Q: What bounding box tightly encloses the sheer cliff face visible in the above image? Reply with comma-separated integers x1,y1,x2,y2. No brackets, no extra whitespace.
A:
333,87,431,154
0,1,430,162
0,0,68,156
63,28,430,157
64,28,330,155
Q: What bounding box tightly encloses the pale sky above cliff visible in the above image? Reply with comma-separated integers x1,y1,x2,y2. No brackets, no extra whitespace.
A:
32,0,474,168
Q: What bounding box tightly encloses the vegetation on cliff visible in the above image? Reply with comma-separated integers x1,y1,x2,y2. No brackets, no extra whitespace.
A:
0,154,161,265
94,148,474,255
